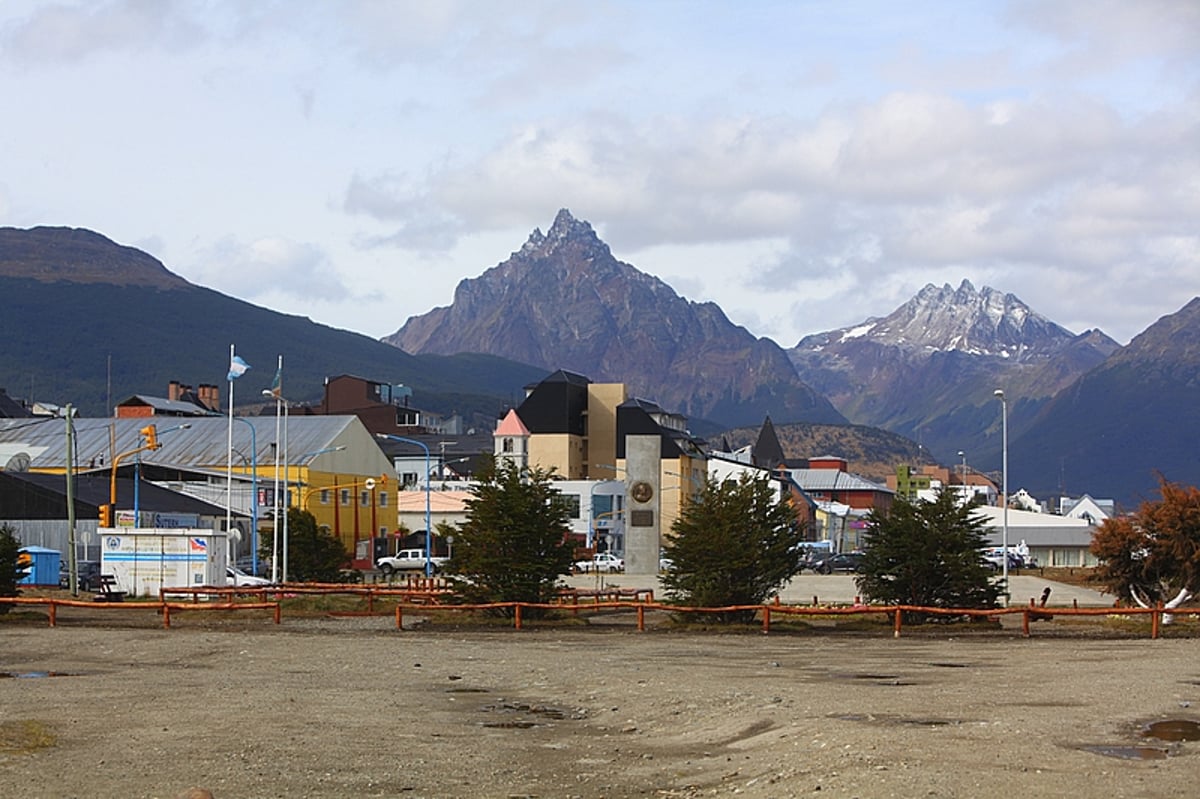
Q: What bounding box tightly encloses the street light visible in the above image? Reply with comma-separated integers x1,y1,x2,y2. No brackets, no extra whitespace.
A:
994,389,1009,603
376,434,432,576
957,450,968,503
263,388,291,583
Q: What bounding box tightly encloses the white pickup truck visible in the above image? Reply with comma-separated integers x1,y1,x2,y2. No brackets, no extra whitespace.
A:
375,548,449,576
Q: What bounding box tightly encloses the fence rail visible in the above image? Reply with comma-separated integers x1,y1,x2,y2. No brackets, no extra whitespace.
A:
4,588,1197,639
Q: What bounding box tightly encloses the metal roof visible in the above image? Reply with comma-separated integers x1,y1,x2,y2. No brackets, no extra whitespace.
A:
787,468,892,494
0,415,358,471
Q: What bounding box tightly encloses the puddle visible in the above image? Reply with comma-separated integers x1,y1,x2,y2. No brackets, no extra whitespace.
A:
479,701,583,729
1142,719,1200,742
1079,744,1171,761
0,671,75,679
832,713,960,727
827,672,915,685
927,662,969,668
445,687,489,694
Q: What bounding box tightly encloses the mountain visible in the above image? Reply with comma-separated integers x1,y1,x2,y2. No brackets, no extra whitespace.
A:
0,226,546,422
719,421,930,485
787,280,1119,465
1010,297,1200,508
385,209,846,430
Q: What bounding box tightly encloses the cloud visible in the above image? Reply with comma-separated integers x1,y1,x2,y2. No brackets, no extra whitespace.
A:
0,0,205,63
190,236,352,303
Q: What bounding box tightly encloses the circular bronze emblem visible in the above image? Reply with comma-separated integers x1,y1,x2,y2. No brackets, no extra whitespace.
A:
630,480,654,503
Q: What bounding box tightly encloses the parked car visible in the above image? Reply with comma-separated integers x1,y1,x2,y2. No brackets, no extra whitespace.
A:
226,566,272,587
59,560,101,591
234,556,269,577
574,552,624,573
375,548,449,576
981,548,1025,571
811,552,865,574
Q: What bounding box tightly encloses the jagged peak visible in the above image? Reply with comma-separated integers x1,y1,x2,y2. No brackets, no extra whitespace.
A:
517,209,609,261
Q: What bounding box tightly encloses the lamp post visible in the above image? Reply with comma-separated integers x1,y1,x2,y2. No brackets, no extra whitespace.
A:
957,450,967,503
262,388,292,583
994,389,1009,602
376,434,432,576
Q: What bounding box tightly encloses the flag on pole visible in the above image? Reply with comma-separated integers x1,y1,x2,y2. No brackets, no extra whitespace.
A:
268,363,282,398
227,355,251,381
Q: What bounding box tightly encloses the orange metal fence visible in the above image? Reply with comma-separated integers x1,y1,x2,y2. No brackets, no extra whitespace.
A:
5,588,1198,639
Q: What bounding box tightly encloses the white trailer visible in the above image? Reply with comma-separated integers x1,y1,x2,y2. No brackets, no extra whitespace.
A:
100,528,227,597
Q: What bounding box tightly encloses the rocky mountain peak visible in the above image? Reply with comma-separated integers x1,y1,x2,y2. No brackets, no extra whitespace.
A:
518,208,610,262
803,279,1074,360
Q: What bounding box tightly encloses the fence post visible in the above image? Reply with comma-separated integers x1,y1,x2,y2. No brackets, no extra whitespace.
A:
1151,602,1161,640
48,601,57,627
163,605,171,629
395,605,403,630
514,604,522,630
892,609,902,638
762,606,770,635
637,605,645,632
1022,609,1030,638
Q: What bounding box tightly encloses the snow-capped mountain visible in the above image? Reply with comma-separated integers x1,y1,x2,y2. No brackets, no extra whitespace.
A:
788,280,1119,465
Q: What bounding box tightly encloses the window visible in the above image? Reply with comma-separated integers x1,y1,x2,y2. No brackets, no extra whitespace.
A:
563,494,581,519
320,489,331,505
340,489,351,506
379,492,388,508
360,490,370,507
502,437,513,453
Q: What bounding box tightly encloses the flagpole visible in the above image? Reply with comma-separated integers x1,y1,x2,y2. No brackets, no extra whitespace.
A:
270,355,283,584
226,344,235,549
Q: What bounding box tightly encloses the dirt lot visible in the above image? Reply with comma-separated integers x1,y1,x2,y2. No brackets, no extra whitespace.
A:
2,595,1199,799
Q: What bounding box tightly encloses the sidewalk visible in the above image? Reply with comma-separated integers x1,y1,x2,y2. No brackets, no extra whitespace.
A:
563,571,1114,607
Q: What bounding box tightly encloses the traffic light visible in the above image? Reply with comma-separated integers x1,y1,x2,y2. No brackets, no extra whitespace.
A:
98,504,112,527
140,424,159,450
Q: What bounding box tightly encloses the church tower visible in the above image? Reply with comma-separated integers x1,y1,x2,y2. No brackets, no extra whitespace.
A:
494,409,530,472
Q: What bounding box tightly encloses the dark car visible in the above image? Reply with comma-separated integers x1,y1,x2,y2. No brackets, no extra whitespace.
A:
59,560,101,591
812,552,865,574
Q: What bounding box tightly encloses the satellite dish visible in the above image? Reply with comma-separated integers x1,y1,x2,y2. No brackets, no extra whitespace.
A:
4,452,31,472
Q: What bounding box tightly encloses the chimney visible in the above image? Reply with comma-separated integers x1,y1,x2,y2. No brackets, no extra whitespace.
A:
168,381,181,401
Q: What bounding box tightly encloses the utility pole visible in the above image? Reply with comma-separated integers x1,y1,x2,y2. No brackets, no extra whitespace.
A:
64,404,77,596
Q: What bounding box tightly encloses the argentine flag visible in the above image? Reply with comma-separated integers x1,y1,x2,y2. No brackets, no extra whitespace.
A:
228,355,251,381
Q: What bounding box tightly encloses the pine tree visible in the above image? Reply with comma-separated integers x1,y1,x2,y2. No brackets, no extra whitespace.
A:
0,523,28,614
662,473,802,623
856,488,1001,622
284,508,351,583
448,457,574,616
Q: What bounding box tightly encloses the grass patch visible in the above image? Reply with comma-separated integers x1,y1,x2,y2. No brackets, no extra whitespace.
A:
0,720,57,754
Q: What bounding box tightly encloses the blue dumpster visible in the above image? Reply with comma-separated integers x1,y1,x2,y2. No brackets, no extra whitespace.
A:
18,547,61,587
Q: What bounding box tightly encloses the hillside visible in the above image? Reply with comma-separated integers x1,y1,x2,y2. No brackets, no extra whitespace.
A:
719,422,928,484
0,227,546,421
1011,297,1200,508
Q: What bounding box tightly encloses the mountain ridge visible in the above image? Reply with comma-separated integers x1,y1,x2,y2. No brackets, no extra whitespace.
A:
386,209,847,429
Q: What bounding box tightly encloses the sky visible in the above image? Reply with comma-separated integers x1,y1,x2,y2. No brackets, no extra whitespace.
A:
1,1,1197,347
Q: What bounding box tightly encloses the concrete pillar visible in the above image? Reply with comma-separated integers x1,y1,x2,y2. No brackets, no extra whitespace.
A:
624,435,661,575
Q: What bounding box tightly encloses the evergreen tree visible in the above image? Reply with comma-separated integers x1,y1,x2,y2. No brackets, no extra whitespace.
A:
662,473,802,623
0,523,29,614
448,457,574,616
284,508,351,583
856,488,1001,622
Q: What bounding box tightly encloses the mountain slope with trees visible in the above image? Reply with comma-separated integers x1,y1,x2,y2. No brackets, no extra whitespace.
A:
0,227,546,422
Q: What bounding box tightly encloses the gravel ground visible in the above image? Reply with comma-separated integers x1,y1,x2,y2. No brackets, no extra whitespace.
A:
3,585,1199,799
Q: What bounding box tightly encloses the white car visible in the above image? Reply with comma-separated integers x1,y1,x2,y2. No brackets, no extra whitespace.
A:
226,566,272,587
574,552,624,573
